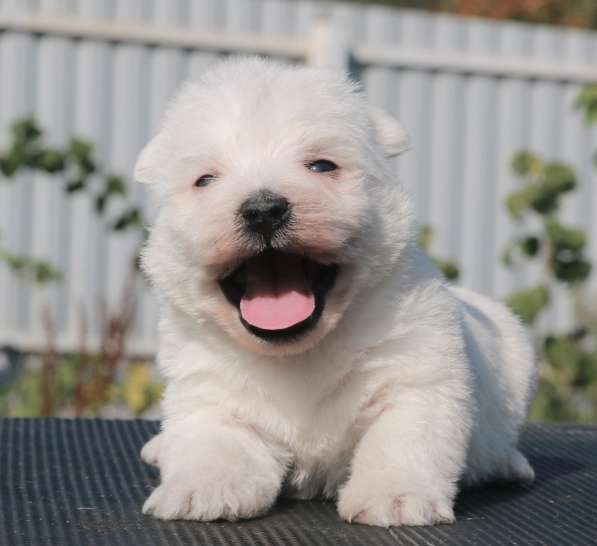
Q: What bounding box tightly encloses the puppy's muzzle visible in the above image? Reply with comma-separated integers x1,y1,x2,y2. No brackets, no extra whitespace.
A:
239,190,291,239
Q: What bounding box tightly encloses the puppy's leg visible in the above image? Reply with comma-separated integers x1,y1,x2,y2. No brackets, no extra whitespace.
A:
143,414,289,521
470,448,534,486
502,449,534,482
141,433,163,468
337,385,471,527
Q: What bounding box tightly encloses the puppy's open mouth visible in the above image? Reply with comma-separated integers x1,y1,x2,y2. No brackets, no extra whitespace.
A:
219,250,338,341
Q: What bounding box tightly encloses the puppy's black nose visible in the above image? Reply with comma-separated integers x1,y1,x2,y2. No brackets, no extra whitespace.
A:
239,190,291,237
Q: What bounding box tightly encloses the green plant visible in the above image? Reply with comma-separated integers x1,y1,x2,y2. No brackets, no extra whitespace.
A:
0,281,163,418
576,86,597,124
4,355,163,418
0,118,143,283
503,84,597,423
0,118,151,417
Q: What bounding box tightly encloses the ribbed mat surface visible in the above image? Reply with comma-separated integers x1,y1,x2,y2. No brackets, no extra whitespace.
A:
0,419,595,546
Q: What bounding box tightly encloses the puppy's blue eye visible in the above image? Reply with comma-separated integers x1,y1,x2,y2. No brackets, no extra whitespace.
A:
195,174,216,187
308,160,338,173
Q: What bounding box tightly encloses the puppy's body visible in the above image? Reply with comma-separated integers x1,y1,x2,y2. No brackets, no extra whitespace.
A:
137,57,536,526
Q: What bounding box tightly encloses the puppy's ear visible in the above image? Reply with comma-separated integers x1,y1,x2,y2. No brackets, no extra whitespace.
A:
368,107,410,157
134,132,168,184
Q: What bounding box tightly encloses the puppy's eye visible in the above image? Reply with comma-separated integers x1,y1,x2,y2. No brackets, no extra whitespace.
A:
194,174,216,187
307,160,338,173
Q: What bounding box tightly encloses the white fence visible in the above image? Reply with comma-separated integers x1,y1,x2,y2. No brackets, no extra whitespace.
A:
0,0,596,356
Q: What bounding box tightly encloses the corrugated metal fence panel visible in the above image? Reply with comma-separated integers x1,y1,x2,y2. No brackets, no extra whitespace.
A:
355,5,597,334
0,0,40,341
0,0,596,355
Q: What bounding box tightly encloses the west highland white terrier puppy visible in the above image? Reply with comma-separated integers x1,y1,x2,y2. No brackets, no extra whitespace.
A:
135,57,536,527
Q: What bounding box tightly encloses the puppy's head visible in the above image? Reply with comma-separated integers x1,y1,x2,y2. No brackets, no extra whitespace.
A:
137,57,414,356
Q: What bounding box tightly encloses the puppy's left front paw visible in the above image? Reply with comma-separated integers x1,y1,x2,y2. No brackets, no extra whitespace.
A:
337,480,455,527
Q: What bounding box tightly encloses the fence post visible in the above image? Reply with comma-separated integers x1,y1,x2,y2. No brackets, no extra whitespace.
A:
305,17,349,72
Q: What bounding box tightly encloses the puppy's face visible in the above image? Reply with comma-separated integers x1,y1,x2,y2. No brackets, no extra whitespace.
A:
137,58,413,356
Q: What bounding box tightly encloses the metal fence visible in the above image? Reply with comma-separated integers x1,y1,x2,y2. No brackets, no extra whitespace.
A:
1,0,596,356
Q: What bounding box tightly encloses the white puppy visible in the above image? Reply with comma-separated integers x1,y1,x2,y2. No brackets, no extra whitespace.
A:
135,57,536,527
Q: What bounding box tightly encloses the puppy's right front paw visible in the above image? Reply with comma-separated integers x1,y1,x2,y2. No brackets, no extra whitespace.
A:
143,471,279,521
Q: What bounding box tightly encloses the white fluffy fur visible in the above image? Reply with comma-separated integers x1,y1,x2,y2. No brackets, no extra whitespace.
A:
136,57,536,527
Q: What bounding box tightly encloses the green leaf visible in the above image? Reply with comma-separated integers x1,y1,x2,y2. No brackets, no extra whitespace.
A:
542,162,576,195
0,155,20,178
544,335,580,371
506,285,550,325
69,137,93,162
65,179,86,193
105,175,127,196
575,85,597,125
78,156,96,176
34,261,61,284
37,149,66,173
574,352,597,388
546,219,586,252
4,254,27,271
0,250,61,284
112,215,128,231
11,118,42,145
543,334,597,390
502,235,541,266
552,257,592,284
435,259,459,281
512,151,543,178
112,208,142,231
509,161,578,217
95,193,107,214
522,236,540,257
505,186,538,220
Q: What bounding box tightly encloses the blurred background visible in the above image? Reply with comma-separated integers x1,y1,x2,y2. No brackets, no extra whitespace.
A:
0,0,595,421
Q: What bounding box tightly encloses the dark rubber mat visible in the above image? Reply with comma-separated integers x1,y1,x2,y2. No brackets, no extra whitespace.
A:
0,419,595,545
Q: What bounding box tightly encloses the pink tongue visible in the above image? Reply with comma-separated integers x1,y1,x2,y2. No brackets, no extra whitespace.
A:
240,253,315,331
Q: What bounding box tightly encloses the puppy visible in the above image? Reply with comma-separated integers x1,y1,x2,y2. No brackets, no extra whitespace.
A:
135,57,536,527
